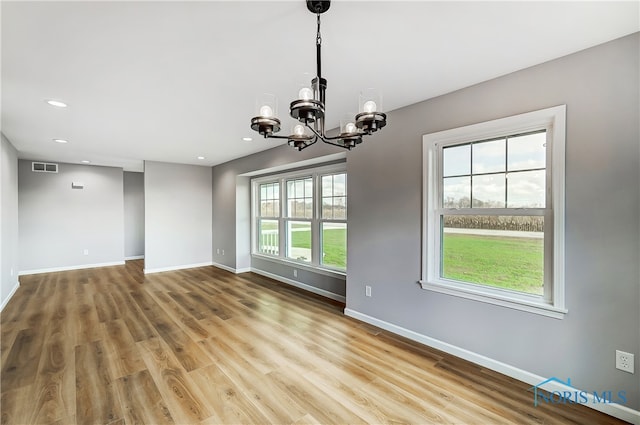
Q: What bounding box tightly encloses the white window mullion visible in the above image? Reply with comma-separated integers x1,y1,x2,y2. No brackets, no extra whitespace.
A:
312,174,320,267
279,177,285,260
251,183,257,254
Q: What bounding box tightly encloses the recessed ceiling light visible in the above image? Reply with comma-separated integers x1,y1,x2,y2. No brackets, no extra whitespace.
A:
81,160,91,164
46,99,68,108
242,137,253,142
53,138,68,144
197,156,205,160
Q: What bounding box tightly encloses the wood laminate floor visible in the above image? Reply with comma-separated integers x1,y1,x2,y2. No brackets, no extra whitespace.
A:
0,261,628,424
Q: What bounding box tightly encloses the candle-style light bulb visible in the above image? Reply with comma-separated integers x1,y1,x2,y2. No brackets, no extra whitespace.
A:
293,124,305,136
259,105,274,118
363,100,377,113
298,87,314,101
345,122,356,134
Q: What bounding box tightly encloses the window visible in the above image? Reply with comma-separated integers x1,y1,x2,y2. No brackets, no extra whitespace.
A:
252,164,347,273
320,173,347,269
422,106,566,318
257,182,279,255
286,177,313,262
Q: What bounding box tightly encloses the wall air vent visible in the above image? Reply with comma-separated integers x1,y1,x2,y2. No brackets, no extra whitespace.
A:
32,162,58,173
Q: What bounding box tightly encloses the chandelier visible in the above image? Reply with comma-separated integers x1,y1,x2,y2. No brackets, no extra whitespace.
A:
250,0,387,151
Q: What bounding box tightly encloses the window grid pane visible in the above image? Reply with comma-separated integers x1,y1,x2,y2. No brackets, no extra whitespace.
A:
259,182,280,218
442,130,546,209
472,173,506,208
508,132,546,171
287,177,313,219
443,176,471,208
321,173,347,220
507,169,545,208
472,139,505,174
443,144,470,177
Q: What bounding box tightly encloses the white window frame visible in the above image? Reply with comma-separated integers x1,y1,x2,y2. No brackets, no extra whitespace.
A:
251,163,347,277
255,181,280,256
421,105,567,319
284,175,314,264
318,171,348,271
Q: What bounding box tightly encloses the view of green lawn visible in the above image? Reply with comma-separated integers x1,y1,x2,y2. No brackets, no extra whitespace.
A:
442,233,544,295
321,228,346,268
258,221,346,269
289,226,346,269
261,223,542,288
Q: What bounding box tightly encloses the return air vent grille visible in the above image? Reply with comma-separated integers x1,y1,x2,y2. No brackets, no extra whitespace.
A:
32,162,58,173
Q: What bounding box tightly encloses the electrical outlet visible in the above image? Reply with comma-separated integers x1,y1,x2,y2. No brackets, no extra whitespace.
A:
221,249,225,255
365,285,372,297
293,269,298,278
616,350,635,374
83,249,89,256
216,248,220,255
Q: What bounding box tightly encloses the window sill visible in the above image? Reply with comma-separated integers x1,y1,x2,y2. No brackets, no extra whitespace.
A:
419,279,567,319
252,253,346,280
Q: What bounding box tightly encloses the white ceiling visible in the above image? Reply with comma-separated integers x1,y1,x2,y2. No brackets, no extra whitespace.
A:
2,1,638,172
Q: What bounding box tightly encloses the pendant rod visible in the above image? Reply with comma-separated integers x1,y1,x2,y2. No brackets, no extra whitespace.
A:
316,13,322,78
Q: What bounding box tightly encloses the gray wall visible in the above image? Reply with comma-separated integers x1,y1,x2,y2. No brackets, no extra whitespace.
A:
18,160,125,272
124,171,144,259
1,134,19,309
211,33,639,409
212,146,347,297
144,161,212,272
346,33,639,409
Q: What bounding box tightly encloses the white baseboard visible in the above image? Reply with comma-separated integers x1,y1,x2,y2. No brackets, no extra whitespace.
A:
212,262,250,274
252,268,346,303
18,261,125,276
144,261,213,275
344,308,640,425
212,263,344,303
125,255,144,260
0,281,20,312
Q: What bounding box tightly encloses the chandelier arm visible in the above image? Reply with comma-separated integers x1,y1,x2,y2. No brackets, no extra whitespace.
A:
322,139,354,150
304,121,324,139
321,133,362,141
303,123,353,150
296,137,319,151
263,134,295,140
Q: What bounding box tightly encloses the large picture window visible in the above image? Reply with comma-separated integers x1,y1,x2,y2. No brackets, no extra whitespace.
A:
252,164,347,273
422,106,566,318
